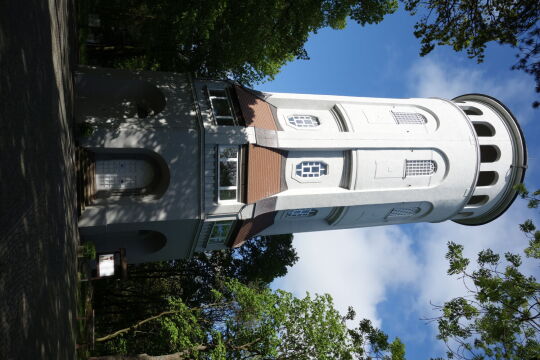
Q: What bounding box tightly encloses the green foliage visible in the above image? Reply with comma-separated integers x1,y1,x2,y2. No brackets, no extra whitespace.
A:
83,0,397,84
79,121,96,137
93,235,298,355
431,186,540,359
403,0,540,107
516,184,540,259
96,279,406,359
79,241,96,259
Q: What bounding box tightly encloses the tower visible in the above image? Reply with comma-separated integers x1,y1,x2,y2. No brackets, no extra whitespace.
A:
76,67,527,263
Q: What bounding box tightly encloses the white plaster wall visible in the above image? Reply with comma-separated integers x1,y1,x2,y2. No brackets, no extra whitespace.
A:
261,92,480,225
354,148,447,190
276,108,340,132
285,151,344,190
258,201,433,236
79,126,201,226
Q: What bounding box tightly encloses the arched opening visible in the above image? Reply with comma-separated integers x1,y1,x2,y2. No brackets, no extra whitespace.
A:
90,230,167,258
460,106,483,116
93,148,170,200
136,230,167,253
467,195,489,206
480,145,500,163
476,171,498,187
473,122,495,137
134,81,167,118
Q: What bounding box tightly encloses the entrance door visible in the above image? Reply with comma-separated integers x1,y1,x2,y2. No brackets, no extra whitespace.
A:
95,159,154,191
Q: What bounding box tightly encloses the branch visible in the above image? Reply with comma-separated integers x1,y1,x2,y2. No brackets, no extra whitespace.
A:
96,310,182,342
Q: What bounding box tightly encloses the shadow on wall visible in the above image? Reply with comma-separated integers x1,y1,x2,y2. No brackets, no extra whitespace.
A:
90,229,167,260
76,68,202,226
75,71,166,129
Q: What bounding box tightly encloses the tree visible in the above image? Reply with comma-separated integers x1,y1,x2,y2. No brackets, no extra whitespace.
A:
91,279,406,359
83,0,398,84
428,186,540,359
92,235,298,351
403,0,540,107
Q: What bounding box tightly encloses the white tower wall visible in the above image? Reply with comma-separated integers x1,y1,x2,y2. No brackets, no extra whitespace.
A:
75,67,526,259
256,92,526,236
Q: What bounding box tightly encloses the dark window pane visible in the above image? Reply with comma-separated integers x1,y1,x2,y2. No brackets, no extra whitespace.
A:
219,189,236,200
212,98,232,117
216,118,235,126
219,161,237,186
209,89,227,98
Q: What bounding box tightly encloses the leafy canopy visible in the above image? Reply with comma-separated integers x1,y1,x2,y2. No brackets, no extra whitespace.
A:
428,185,540,360
85,0,398,84
403,0,540,107
94,279,405,359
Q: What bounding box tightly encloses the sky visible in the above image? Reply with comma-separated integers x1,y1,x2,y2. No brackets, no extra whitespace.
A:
257,8,540,359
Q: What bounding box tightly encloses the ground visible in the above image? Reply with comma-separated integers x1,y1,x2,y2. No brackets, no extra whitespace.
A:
0,0,79,358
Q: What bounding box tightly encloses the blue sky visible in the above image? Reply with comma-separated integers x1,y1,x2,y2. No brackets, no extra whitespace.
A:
258,8,540,359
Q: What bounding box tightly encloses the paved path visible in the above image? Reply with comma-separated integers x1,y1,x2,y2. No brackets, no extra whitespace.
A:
0,0,78,358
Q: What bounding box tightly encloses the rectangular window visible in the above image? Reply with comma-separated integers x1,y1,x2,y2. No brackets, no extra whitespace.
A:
218,146,239,202
208,88,238,126
208,220,234,244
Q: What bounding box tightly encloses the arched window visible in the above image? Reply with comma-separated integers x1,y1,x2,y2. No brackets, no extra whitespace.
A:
480,145,500,163
460,106,483,116
405,160,437,176
467,195,489,206
295,161,328,178
473,122,495,137
286,208,318,217
392,112,427,125
476,171,498,186
386,207,421,219
287,115,320,128
92,149,170,200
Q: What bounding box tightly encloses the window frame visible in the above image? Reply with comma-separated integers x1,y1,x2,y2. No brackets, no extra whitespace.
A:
217,145,240,203
286,114,320,129
404,160,437,177
285,208,318,217
208,220,234,244
295,161,328,178
207,87,239,126
386,207,421,219
391,111,428,125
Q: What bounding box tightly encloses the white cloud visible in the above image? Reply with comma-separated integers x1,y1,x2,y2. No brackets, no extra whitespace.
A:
271,55,539,355
413,200,539,312
407,57,537,125
273,200,539,352
272,226,421,327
